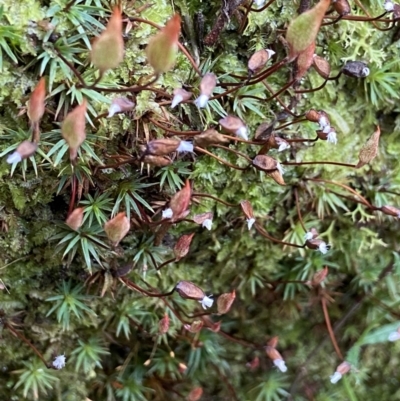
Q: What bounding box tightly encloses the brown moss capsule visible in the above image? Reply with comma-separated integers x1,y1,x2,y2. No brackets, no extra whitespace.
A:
199,73,217,97
146,138,180,156
66,208,84,231
195,73,217,108
184,320,204,333
219,115,248,140
27,77,46,125
267,170,286,186
194,129,230,147
168,179,191,222
265,346,287,372
342,61,370,78
142,154,172,167
332,0,351,16
187,386,203,401
380,205,400,217
108,97,135,118
91,7,124,73
255,121,275,141
309,266,329,286
305,238,330,254
295,41,316,80
305,109,320,122
171,88,192,108
193,212,213,230
356,126,380,168
313,55,331,79
62,100,87,161
6,141,38,164
173,233,195,261
217,290,236,314
158,313,170,334
252,155,278,171
176,281,205,300
176,281,214,309
240,200,254,221
268,336,279,348
248,49,275,74
104,212,130,246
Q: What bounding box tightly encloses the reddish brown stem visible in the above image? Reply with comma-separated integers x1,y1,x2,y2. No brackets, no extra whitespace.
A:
306,178,374,209
264,79,296,102
277,118,307,130
68,175,77,216
192,192,239,207
119,277,175,297
213,144,253,162
321,297,343,360
261,81,299,117
156,257,176,271
5,322,50,368
283,161,356,168
286,136,319,143
254,223,306,248
195,146,250,170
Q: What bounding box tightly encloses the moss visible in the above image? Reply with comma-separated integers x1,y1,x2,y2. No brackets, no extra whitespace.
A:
1,0,400,400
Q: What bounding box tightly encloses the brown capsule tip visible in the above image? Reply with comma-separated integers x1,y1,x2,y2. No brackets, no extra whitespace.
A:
268,336,279,348
158,313,170,334
217,290,236,314
199,73,217,97
194,129,230,147
265,346,283,361
380,205,400,218
104,212,131,246
146,138,180,156
176,281,205,300
173,233,195,261
66,207,85,231
312,54,331,79
240,200,254,220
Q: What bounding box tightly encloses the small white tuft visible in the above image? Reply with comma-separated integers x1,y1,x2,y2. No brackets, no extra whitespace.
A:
6,151,22,164
195,94,209,108
278,142,290,152
162,208,173,219
276,163,285,176
266,49,276,58
362,67,370,77
247,218,255,230
202,219,213,231
273,359,287,373
388,331,400,342
304,232,313,241
171,94,183,109
199,295,214,309
318,242,330,254
254,0,266,7
330,371,342,384
52,354,66,370
322,125,331,134
319,116,329,129
384,1,395,12
236,126,248,140
107,104,122,118
327,131,337,145
177,140,194,153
